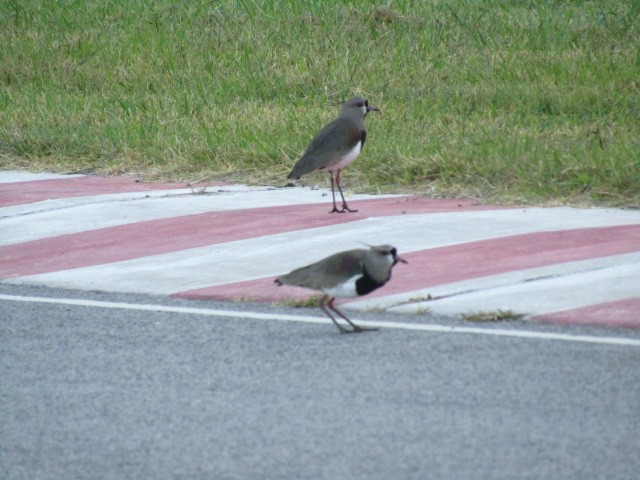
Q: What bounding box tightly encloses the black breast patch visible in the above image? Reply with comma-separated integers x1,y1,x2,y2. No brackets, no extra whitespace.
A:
355,266,384,296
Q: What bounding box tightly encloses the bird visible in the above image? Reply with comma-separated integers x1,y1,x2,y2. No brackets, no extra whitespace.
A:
287,96,379,213
274,244,407,334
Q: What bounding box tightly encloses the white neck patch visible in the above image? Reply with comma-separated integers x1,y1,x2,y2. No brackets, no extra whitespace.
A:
384,252,395,267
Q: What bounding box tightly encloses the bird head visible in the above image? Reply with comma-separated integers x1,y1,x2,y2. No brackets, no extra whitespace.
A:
342,97,380,117
366,244,408,266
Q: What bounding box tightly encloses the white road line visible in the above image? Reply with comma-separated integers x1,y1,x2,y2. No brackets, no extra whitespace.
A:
11,207,640,295
1,294,639,347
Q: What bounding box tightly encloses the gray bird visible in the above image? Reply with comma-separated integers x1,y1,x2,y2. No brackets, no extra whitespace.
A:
287,97,379,213
275,244,407,334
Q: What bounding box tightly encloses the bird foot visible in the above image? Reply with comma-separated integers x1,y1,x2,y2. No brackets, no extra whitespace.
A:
328,205,358,213
338,325,379,334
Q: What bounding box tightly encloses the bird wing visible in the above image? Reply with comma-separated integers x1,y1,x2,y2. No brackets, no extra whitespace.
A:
287,118,365,179
275,250,365,291
315,251,364,289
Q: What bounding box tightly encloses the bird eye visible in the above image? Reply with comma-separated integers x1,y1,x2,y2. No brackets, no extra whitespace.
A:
356,102,364,107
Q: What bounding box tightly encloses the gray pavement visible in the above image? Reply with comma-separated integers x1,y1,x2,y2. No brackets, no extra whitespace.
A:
2,284,639,480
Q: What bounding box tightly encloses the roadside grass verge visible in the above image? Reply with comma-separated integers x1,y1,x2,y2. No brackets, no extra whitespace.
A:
277,295,323,308
463,310,525,323
1,0,638,206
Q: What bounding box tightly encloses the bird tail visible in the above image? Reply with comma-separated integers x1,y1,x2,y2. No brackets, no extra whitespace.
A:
286,164,304,180
286,155,316,180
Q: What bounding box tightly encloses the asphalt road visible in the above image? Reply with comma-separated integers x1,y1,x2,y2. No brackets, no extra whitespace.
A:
1,285,639,480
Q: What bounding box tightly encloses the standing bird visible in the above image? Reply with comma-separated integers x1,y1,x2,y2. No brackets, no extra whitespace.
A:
275,244,407,334
287,97,379,213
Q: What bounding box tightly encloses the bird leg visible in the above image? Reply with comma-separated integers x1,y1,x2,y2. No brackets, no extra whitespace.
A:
335,170,358,213
323,297,378,334
328,171,357,213
328,298,378,333
328,172,341,213
319,295,351,333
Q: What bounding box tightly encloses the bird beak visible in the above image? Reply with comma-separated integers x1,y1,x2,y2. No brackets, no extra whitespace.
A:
395,256,408,265
367,106,380,112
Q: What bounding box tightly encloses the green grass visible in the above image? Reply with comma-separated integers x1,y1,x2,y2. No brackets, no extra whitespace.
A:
1,0,639,206
277,295,323,308
463,309,524,323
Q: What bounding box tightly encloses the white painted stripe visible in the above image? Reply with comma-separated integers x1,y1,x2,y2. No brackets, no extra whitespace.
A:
0,188,200,218
0,186,399,245
0,171,85,183
1,293,639,347
10,208,640,295
349,252,640,312
0,184,338,218
388,261,640,318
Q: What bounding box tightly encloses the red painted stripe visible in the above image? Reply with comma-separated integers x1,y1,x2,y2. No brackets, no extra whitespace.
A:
0,176,224,207
176,225,640,303
533,298,640,329
0,196,498,278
